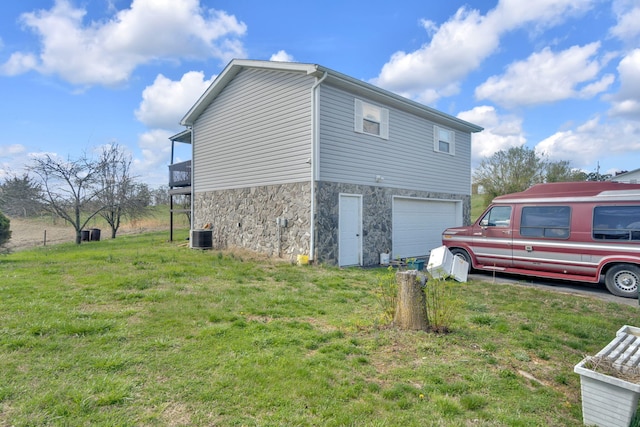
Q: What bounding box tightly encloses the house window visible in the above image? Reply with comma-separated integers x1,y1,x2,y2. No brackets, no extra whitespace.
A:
354,99,389,139
434,126,454,155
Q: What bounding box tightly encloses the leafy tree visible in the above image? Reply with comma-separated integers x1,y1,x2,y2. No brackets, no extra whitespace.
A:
0,211,10,248
545,160,588,182
29,153,105,244
474,146,589,204
0,174,43,217
586,171,612,181
95,144,151,239
474,146,546,204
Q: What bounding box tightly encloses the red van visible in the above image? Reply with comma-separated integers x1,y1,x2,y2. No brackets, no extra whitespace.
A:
442,182,640,298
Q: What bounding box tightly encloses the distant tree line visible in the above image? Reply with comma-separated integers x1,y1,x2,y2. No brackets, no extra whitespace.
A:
473,146,611,205
0,144,172,245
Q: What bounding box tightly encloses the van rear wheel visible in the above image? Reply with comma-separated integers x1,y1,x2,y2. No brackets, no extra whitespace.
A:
450,248,472,273
605,264,640,298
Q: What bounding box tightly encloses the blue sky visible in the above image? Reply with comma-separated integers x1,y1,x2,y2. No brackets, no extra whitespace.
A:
1,0,639,188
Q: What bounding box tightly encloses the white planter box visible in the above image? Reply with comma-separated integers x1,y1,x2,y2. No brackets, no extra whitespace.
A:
450,254,469,283
427,246,468,282
380,253,390,265
574,360,640,427
617,324,640,337
574,326,640,427
427,246,453,279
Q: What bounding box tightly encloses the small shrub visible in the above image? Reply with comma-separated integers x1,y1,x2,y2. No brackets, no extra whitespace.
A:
424,276,459,333
374,266,397,324
0,211,10,248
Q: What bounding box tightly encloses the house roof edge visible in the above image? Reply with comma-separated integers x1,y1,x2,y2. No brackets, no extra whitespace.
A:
180,59,483,133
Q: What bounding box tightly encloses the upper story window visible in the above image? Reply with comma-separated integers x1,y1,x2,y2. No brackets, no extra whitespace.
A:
354,99,389,139
434,126,454,155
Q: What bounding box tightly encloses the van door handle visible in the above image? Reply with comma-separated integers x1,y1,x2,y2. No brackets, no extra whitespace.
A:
502,230,511,235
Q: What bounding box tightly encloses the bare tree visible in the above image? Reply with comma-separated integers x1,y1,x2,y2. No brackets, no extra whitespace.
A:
29,153,105,244
96,144,150,239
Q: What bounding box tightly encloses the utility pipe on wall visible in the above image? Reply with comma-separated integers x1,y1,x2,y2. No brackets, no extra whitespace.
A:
309,69,328,262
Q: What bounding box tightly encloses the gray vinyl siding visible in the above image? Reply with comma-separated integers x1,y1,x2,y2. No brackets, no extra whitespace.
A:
193,68,313,192
318,84,472,195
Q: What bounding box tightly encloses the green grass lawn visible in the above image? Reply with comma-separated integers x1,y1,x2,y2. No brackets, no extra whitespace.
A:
1,231,638,426
471,193,489,223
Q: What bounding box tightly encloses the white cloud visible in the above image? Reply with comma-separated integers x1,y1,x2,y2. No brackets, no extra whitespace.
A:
475,43,614,107
610,0,640,44
270,50,295,62
135,71,216,129
0,0,246,86
133,71,217,186
132,129,174,187
0,144,30,181
457,106,526,164
535,116,640,168
0,52,38,76
2,144,28,156
372,0,594,104
608,49,640,120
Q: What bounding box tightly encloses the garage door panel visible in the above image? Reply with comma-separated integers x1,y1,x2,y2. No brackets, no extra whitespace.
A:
393,198,461,259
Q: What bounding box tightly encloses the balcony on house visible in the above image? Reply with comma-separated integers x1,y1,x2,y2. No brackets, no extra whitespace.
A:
169,160,191,188
168,129,192,241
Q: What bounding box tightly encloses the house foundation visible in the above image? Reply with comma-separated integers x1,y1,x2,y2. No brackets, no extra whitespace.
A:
193,182,311,261
315,181,470,266
194,180,469,266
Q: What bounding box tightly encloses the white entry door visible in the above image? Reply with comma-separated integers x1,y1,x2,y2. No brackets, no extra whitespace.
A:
339,194,362,266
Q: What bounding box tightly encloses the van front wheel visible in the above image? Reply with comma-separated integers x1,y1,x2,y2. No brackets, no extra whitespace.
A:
605,264,640,298
450,248,472,273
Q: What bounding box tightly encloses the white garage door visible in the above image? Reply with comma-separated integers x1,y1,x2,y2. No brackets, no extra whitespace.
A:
392,198,461,259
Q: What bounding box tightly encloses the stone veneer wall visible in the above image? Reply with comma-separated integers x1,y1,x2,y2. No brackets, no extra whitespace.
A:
193,182,311,261
315,181,471,266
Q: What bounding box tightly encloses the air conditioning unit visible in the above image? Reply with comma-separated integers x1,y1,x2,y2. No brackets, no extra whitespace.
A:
191,229,212,249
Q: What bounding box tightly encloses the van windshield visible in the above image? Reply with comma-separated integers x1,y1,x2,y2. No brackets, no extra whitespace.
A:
593,206,640,241
479,206,512,227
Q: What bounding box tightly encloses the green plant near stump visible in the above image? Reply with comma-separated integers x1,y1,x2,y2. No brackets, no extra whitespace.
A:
424,276,460,333
374,267,459,332
374,266,397,324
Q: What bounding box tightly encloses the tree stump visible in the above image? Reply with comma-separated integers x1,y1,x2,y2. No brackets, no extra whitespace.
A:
394,270,428,331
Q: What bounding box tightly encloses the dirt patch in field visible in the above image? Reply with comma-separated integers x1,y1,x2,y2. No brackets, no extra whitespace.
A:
4,217,171,252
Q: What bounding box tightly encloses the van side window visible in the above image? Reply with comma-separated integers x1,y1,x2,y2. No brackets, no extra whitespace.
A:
479,206,512,227
593,206,640,241
520,206,570,238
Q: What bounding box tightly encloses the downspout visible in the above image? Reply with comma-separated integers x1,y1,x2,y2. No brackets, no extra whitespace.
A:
309,70,328,262
188,126,194,246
